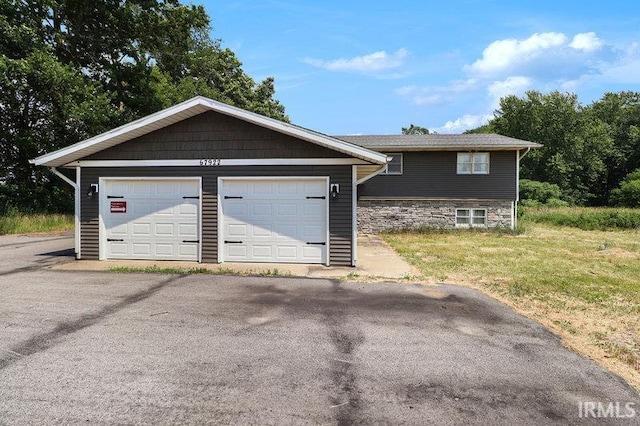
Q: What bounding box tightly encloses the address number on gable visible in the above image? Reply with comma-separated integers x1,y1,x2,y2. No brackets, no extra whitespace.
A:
200,159,221,166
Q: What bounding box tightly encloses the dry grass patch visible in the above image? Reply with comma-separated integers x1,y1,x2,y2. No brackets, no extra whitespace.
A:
382,224,640,391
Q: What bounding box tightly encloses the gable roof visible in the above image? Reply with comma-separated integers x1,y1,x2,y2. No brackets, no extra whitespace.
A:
335,134,542,151
31,96,388,167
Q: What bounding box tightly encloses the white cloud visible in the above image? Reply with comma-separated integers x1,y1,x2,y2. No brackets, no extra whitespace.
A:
569,32,603,52
304,48,408,73
487,76,533,107
466,32,567,76
433,114,494,134
394,78,477,106
396,30,639,133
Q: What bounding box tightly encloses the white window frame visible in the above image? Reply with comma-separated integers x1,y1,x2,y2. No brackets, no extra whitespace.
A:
455,208,487,227
381,153,403,175
457,152,490,175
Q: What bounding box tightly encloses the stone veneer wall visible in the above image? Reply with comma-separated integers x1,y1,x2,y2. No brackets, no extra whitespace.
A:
357,199,514,233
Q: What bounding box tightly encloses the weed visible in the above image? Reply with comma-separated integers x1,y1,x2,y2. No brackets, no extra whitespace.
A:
109,265,212,275
0,213,73,235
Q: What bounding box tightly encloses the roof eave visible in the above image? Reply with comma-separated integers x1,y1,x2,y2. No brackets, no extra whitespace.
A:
31,96,387,167
359,144,543,151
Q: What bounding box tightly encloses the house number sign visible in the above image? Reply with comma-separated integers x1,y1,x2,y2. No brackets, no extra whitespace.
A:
200,159,221,166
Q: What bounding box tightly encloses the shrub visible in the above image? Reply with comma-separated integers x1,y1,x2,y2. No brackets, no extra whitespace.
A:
610,168,640,207
519,179,564,205
521,207,640,230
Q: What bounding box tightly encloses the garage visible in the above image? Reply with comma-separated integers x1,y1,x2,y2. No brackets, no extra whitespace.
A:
219,178,328,264
31,96,388,265
100,178,201,261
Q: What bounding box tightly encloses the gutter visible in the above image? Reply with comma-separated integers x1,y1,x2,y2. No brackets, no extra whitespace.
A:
50,167,81,259
519,147,531,160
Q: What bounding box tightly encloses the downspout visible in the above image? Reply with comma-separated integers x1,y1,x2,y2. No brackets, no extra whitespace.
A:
50,167,80,259
353,158,389,266
514,147,532,230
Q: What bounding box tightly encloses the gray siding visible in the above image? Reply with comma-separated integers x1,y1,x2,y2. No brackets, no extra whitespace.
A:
359,151,517,200
80,166,353,266
86,111,348,160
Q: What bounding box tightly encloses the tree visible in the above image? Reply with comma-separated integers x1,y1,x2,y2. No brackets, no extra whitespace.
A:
402,124,430,135
610,168,640,207
1,0,287,213
0,49,117,213
584,92,640,201
490,90,615,205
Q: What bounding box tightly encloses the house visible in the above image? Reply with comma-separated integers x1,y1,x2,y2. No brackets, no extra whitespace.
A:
31,96,540,266
336,134,541,233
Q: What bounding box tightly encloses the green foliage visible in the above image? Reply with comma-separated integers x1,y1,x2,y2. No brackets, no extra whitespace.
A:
520,207,640,230
519,179,564,204
0,211,73,235
1,0,287,213
402,124,430,135
610,168,640,207
486,90,640,206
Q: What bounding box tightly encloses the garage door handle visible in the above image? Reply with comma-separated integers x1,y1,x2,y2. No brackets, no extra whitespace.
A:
306,242,326,245
224,240,243,244
182,240,200,243
107,196,124,199
107,238,124,242
306,196,326,199
224,196,243,199
183,196,200,199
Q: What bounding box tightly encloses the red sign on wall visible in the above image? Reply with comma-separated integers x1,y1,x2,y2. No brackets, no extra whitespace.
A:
110,201,127,213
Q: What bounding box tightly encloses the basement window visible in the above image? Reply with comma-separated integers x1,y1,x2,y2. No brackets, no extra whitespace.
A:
456,209,487,227
457,152,489,174
382,153,403,175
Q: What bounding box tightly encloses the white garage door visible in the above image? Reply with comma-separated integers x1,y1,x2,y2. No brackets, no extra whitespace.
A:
101,179,200,261
220,178,328,264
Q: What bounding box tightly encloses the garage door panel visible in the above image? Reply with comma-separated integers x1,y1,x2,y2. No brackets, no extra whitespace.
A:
132,223,152,236
221,179,327,264
154,244,174,256
109,242,128,255
103,179,199,261
179,202,198,215
110,224,128,236
179,223,198,237
276,245,298,259
302,245,323,259
179,244,198,257
251,245,273,258
132,243,152,256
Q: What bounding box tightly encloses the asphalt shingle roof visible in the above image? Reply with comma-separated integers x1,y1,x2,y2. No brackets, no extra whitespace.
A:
334,133,542,151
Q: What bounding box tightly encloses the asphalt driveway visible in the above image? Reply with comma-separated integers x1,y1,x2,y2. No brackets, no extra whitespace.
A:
0,235,638,425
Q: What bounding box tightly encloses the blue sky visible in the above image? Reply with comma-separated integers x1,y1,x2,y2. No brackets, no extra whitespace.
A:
201,1,640,135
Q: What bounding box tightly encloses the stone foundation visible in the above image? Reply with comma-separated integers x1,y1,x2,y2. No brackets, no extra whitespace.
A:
357,199,514,233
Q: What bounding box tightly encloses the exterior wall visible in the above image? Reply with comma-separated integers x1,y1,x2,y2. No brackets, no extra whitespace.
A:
81,166,353,266
359,151,517,200
86,111,348,160
357,199,513,233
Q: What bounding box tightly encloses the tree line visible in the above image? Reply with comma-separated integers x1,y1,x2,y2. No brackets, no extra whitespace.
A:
1,0,287,214
467,91,640,207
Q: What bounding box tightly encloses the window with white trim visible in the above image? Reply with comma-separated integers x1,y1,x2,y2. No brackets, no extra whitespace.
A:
382,153,403,175
456,209,487,227
457,152,489,174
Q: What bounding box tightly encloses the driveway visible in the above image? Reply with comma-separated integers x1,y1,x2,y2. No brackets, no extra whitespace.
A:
0,235,638,425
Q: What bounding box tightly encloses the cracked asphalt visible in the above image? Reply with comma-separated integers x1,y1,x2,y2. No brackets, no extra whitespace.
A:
0,234,638,425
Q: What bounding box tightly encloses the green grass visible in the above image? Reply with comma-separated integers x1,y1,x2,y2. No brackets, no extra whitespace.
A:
520,206,640,230
109,265,213,274
381,219,640,387
108,265,292,277
0,213,74,235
